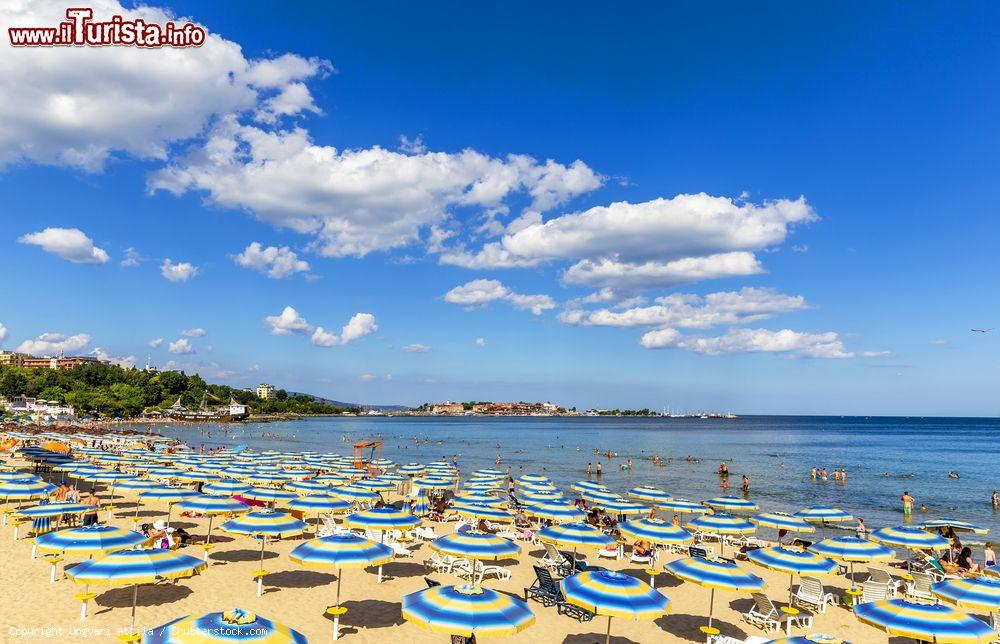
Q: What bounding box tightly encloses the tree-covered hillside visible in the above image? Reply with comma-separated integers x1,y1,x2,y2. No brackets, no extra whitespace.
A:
0,363,358,418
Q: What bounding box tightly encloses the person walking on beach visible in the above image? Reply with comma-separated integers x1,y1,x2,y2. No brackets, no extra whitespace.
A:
902,491,915,519
82,489,100,526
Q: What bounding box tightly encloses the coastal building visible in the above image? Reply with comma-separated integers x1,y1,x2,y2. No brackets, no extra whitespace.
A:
160,395,248,421
20,355,102,369
256,383,275,400
0,351,27,367
0,395,75,418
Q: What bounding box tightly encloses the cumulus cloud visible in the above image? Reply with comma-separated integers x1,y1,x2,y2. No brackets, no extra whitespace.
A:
149,118,601,258
443,194,815,290
0,0,329,171
148,338,163,348
640,327,856,358
168,338,195,354
264,306,311,336
17,332,91,355
18,227,109,264
561,287,807,329
233,242,310,279
120,247,140,267
90,348,136,368
181,328,207,338
358,373,377,382
0,323,7,345
160,259,199,283
402,343,431,353
312,313,378,347
444,279,555,315
475,337,486,347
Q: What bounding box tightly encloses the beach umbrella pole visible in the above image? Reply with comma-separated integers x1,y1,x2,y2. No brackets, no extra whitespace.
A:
256,536,266,596
127,583,138,639
132,500,141,531
605,615,613,644
332,570,343,640
708,588,715,629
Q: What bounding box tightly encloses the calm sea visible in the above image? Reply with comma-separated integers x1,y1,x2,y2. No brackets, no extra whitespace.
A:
146,415,1000,541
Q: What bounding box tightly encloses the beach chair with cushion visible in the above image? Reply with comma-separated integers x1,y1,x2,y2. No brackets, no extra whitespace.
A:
793,577,838,614
629,546,657,566
597,542,623,560
742,592,813,633
865,566,901,596
905,571,936,603
859,580,890,605
524,565,563,606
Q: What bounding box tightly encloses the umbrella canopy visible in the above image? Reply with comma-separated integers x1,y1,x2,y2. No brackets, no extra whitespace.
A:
656,498,708,515
452,503,513,523
202,480,252,495
173,470,221,484
517,474,550,484
464,480,503,491
343,507,421,531
138,487,196,502
918,518,989,535
519,489,565,503
289,533,393,569
703,497,759,513
932,576,1000,612
354,478,396,491
746,546,838,576
430,532,521,561
524,503,585,523
581,489,621,505
664,557,766,592
598,499,651,516
175,495,251,515
0,478,56,499
751,513,815,533
66,548,207,584
144,608,307,643
333,485,381,502
219,511,308,538
455,492,506,507
402,584,535,638
242,487,297,504
284,480,331,494
627,486,672,504
36,524,146,554
871,526,950,550
855,599,994,643
411,478,453,490
571,481,608,493
686,513,756,535
397,464,426,475
618,518,693,546
286,494,351,514
794,505,854,524
537,522,616,550
561,570,670,619
807,536,895,562
114,479,162,492
18,502,91,518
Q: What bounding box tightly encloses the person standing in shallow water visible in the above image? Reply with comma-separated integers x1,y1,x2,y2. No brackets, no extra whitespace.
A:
586,463,592,477
902,491,915,519
596,462,602,478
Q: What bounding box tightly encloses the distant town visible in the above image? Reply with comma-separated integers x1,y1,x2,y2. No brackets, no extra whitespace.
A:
0,349,735,423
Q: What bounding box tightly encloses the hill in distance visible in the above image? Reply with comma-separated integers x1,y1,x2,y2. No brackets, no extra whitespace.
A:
286,392,411,412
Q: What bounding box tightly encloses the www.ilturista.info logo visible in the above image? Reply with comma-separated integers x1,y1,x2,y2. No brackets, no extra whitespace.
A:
8,8,206,48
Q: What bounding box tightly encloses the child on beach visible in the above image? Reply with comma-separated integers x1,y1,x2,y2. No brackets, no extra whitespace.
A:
985,542,996,568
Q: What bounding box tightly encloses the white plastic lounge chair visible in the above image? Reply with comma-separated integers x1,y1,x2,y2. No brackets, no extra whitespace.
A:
629,546,657,565
793,577,837,613
414,525,437,540
906,571,936,603
860,580,890,604
475,560,512,582
865,566,901,596
317,516,339,537
742,592,812,633
597,543,623,560
424,552,453,573
539,542,563,570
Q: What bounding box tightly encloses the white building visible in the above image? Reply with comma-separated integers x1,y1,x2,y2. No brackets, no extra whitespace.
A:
0,395,75,419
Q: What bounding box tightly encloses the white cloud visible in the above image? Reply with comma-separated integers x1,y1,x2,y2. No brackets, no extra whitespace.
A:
929,339,948,346
792,244,809,253
358,373,377,382
160,259,199,283
17,227,109,264
148,338,163,348
0,1,329,171
561,287,807,329
17,332,90,355
562,252,764,290
149,119,601,258
443,279,555,316
90,348,136,368
0,323,7,345
264,306,311,336
120,247,140,267
475,337,486,347
181,328,207,338
402,343,431,353
233,242,310,279
168,338,195,354
641,327,855,358
312,313,378,347
399,135,426,154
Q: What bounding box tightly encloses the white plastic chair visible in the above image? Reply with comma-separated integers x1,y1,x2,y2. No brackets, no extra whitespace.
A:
793,577,837,613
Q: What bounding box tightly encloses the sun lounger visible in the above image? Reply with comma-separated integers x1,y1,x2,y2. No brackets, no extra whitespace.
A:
793,577,838,613
538,542,563,571
865,566,901,595
905,571,936,603
742,592,813,633
557,551,588,577
689,544,714,559
859,580,890,604
524,565,563,606
597,543,623,560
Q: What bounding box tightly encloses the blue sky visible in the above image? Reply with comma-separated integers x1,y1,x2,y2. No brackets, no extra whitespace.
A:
1,1,999,415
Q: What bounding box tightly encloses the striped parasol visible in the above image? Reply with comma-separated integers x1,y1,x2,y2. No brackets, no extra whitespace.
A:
114,479,162,493
430,532,520,561
402,584,535,639
524,502,585,523
173,470,221,484
0,478,56,500
517,474,550,484
571,480,609,494
463,480,503,491
36,524,146,555
931,576,1000,612
285,480,331,494
664,557,765,631
289,534,394,640
618,518,693,546
751,512,815,533
242,487,297,505
561,570,670,644
455,492,506,507
918,518,989,535
221,511,308,596
537,521,615,570
411,495,431,517
67,548,207,640
354,478,396,491
519,489,565,503
243,472,290,485
807,536,894,590
343,507,421,532
598,498,651,516
136,486,196,526
746,546,839,602
854,598,994,643
286,494,351,514
202,479,252,495
627,486,671,504
398,463,426,475
656,498,709,515
176,494,250,515
333,485,381,502
412,478,454,490
581,489,621,505
686,513,755,535
703,497,759,513
871,525,950,551
144,609,307,643
18,502,91,518
452,502,514,523
793,505,854,527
